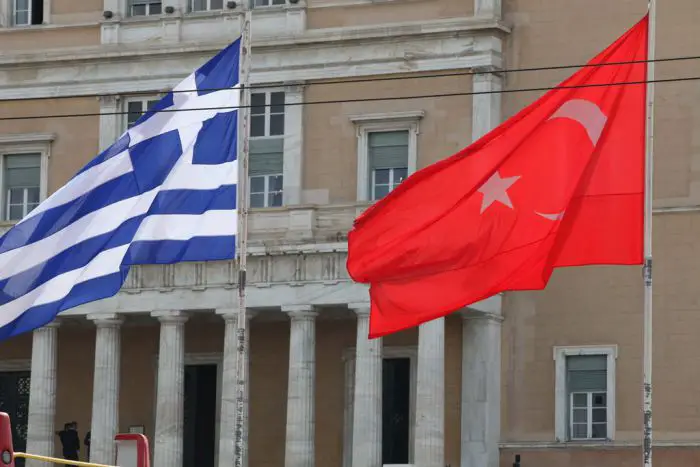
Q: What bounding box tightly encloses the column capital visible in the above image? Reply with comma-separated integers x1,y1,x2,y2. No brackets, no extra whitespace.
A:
282,305,317,319
151,310,189,324
460,309,504,323
216,308,257,322
41,319,61,329
87,313,124,327
348,303,371,316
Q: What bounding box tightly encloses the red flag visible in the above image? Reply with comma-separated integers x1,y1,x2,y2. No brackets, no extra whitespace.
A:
347,15,648,338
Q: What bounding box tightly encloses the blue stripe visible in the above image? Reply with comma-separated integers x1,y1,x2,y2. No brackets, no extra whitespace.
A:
0,186,237,304
125,236,236,264
0,216,144,307
76,133,131,176
0,173,140,255
0,271,128,341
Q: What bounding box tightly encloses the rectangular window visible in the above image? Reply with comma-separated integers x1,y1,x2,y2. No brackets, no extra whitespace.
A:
253,0,286,7
12,0,43,26
190,0,224,11
3,154,41,222
249,91,285,207
130,0,162,16
567,355,608,440
368,130,408,201
125,97,161,130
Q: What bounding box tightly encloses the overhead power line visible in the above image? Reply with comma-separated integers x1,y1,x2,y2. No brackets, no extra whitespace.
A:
1,75,698,122
1,53,700,103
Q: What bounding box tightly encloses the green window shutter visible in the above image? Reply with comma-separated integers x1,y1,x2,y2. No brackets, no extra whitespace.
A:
249,138,283,176
369,131,408,170
567,355,607,392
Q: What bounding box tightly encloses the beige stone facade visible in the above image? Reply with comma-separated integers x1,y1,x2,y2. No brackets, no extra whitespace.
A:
0,1,699,467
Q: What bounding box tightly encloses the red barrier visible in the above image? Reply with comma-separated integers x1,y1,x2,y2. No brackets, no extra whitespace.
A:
0,413,15,467
114,434,149,467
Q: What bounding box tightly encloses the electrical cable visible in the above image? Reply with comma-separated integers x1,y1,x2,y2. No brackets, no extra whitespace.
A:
0,74,698,122
2,54,699,102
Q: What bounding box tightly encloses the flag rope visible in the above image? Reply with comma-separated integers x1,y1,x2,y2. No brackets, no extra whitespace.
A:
234,8,253,467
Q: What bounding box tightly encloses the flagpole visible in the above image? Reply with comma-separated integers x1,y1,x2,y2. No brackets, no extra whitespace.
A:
234,5,253,467
642,0,656,466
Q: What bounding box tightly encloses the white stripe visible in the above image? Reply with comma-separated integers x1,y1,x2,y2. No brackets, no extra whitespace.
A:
22,150,133,222
164,160,238,190
0,245,129,327
0,188,159,280
133,210,238,242
128,86,240,147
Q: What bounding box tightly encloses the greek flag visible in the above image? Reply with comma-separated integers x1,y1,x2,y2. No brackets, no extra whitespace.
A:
0,38,242,340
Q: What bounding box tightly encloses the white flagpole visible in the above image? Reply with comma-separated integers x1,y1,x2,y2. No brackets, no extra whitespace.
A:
234,6,253,467
643,0,656,466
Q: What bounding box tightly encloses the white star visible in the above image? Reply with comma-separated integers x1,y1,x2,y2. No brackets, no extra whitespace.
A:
477,171,520,213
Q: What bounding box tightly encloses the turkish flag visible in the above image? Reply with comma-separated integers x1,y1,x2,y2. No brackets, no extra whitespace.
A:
347,15,648,338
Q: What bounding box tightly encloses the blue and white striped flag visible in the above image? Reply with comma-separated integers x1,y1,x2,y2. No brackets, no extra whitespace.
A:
0,38,243,340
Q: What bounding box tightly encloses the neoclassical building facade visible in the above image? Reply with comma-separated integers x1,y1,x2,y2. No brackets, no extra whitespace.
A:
2,1,700,467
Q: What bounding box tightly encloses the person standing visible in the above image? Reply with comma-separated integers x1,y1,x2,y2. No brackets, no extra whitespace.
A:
56,422,80,466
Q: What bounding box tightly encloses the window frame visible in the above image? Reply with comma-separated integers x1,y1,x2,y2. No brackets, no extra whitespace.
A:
342,345,417,467
122,95,163,132
248,89,286,208
189,0,224,11
128,0,162,17
553,345,617,442
0,133,52,224
7,0,48,27
251,0,288,8
349,111,423,202
249,173,283,208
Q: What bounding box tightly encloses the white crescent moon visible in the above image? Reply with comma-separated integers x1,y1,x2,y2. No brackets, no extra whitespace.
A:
548,98,608,146
536,99,608,221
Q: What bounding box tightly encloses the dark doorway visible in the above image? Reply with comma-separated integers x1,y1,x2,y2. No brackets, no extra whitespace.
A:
0,371,30,467
382,357,411,464
183,364,218,467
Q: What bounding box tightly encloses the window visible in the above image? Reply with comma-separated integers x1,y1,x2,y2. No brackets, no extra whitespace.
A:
249,91,285,208
12,0,43,26
130,0,162,16
3,154,40,222
124,97,161,130
350,111,423,203
567,355,607,440
253,0,286,7
554,346,617,442
190,0,224,11
368,131,408,201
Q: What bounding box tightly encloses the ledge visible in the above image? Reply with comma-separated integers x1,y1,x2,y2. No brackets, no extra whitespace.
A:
0,16,509,66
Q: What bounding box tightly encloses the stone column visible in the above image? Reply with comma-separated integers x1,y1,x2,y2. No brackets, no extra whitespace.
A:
282,305,317,467
461,310,503,467
217,308,255,467
25,321,59,464
88,313,124,464
152,310,188,467
414,318,445,467
348,303,382,467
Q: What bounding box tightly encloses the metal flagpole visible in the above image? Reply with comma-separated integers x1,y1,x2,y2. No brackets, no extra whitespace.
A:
642,0,657,466
234,5,253,467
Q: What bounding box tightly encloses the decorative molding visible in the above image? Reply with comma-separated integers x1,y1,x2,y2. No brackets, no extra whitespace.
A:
353,112,421,201
0,133,56,144
0,359,32,372
499,440,700,449
553,345,618,443
0,17,505,100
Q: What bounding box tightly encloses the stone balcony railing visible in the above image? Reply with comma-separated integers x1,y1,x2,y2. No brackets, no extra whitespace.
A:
0,203,367,292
